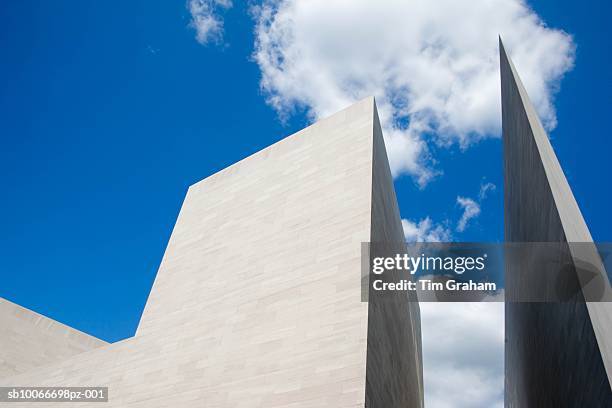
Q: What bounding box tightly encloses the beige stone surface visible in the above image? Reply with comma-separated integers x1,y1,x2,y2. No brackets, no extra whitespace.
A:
0,297,106,379
0,97,422,407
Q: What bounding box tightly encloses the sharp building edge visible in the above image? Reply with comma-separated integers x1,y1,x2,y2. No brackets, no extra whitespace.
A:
0,97,423,407
0,297,107,379
365,100,424,407
500,38,612,406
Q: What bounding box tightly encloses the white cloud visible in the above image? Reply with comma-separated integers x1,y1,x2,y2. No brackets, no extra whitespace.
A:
252,0,574,184
455,181,496,232
188,0,233,45
479,182,497,200
420,302,504,408
456,196,481,232
402,217,452,242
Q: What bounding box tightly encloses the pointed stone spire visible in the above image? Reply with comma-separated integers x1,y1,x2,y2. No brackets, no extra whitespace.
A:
501,38,612,406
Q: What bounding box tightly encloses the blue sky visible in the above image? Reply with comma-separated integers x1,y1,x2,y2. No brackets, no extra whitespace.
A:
1,0,290,340
0,1,610,405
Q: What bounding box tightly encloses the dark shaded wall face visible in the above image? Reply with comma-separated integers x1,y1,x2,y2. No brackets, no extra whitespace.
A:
365,105,424,408
501,43,612,407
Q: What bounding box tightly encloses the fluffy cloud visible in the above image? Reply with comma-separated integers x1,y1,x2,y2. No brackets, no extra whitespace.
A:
420,302,505,408
402,217,452,242
252,0,574,184
455,181,497,232
456,196,481,232
188,0,233,45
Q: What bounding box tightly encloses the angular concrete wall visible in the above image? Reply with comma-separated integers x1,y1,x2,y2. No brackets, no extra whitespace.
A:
501,39,612,406
0,297,106,379
1,98,422,407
